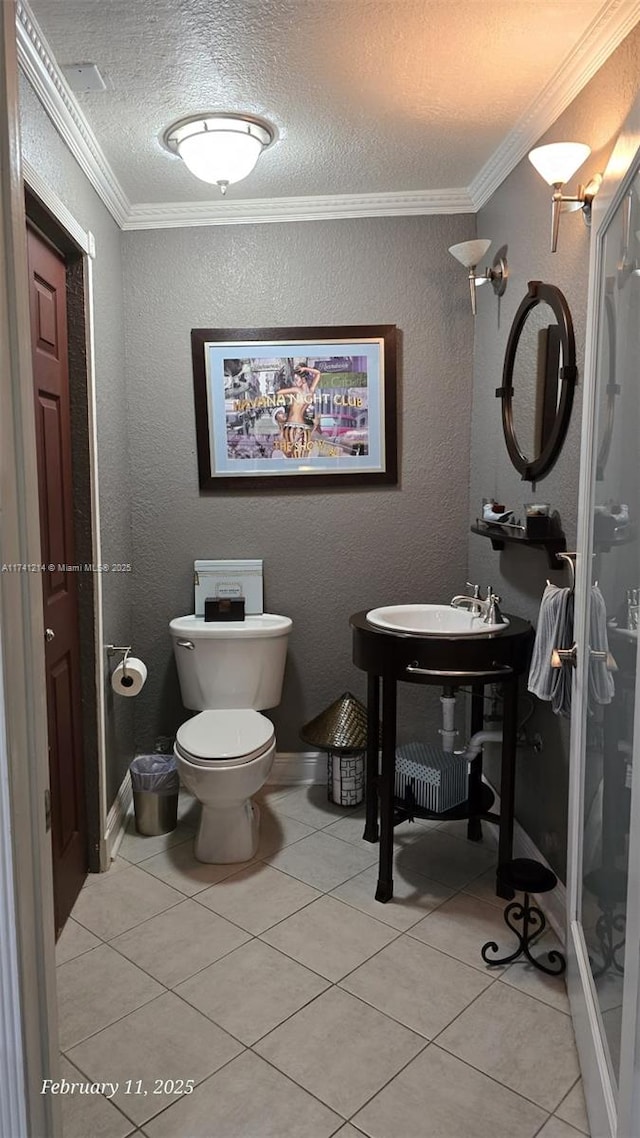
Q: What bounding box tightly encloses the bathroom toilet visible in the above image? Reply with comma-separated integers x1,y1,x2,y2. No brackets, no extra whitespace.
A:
169,612,292,863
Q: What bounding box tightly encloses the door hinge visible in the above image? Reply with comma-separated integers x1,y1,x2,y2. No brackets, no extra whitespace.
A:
44,788,51,832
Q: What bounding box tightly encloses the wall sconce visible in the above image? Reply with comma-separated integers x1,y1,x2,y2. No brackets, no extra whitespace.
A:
448,239,508,316
163,112,275,195
528,142,602,252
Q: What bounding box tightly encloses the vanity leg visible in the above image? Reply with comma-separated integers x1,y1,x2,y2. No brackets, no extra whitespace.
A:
375,677,396,903
497,676,517,900
467,683,484,842
363,673,380,843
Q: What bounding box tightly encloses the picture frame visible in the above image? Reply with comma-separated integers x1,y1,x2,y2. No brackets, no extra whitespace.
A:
191,324,397,490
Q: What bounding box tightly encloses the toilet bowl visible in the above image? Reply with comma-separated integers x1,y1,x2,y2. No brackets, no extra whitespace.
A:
174,709,276,862
169,613,292,863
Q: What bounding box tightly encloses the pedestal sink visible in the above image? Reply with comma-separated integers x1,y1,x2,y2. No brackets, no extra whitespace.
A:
366,603,510,636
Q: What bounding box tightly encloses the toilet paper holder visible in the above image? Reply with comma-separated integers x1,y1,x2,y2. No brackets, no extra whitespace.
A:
106,644,133,676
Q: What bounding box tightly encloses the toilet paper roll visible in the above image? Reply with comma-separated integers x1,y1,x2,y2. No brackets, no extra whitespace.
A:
112,657,147,697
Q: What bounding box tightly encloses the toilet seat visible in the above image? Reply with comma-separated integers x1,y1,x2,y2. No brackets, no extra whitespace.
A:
175,709,275,768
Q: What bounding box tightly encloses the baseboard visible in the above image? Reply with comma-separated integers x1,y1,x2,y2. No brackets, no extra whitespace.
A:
102,769,132,867
268,750,326,786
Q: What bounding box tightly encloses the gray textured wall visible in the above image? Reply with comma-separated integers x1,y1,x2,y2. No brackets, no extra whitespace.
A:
19,76,135,805
121,215,477,753
469,24,640,877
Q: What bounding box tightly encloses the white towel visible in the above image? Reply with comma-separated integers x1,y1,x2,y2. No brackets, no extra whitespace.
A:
528,584,574,717
588,584,615,709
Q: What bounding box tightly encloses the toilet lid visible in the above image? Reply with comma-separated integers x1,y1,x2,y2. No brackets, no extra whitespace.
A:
175,709,274,764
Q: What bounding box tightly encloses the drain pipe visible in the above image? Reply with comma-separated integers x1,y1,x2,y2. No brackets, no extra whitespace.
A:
459,730,502,761
439,687,458,752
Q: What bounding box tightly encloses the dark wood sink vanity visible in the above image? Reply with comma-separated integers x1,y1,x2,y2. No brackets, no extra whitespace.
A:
350,611,534,903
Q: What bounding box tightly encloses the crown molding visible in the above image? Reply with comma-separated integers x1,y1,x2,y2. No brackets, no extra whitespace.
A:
469,0,640,209
15,0,640,229
123,188,475,230
15,0,130,227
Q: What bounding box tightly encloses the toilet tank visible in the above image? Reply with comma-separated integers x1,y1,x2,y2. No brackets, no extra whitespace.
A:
169,614,292,711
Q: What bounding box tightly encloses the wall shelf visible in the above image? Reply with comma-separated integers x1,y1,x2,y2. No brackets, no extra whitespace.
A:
471,520,567,570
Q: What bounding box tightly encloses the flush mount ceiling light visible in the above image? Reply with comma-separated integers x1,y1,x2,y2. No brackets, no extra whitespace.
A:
448,239,508,316
163,113,275,195
528,142,602,252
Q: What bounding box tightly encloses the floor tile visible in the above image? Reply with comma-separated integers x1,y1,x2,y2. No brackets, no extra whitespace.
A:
57,944,164,1050
255,986,425,1117
323,811,434,850
55,918,101,965
109,899,250,987
67,992,242,1126
437,982,580,1112
57,1054,135,1138
70,864,183,940
555,1079,590,1135
407,891,512,972
340,934,493,1038
270,783,347,829
175,939,329,1044
252,805,318,857
537,1119,585,1138
261,895,398,981
332,1127,366,1138
500,934,570,1014
437,817,499,848
144,1051,341,1138
352,1043,546,1138
117,818,195,865
265,830,377,892
330,863,455,931
461,865,505,908
134,841,247,896
398,829,496,889
196,863,321,934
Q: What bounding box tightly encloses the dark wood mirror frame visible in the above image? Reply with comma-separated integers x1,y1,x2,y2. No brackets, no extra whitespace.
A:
496,280,577,483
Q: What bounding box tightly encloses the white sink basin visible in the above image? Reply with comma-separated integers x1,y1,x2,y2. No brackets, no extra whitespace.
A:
366,603,509,637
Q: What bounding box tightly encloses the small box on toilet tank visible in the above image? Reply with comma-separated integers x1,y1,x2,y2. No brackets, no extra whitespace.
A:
204,596,246,622
194,559,263,616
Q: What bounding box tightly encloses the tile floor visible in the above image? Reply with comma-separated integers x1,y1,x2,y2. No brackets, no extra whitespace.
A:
55,784,591,1138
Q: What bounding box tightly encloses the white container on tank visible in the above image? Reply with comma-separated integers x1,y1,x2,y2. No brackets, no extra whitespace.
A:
169,614,291,710
194,559,263,616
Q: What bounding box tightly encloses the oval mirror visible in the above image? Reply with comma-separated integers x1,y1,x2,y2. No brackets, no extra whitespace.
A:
498,281,577,482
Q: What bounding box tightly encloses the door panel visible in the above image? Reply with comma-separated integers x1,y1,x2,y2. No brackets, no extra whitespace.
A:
27,226,87,936
567,95,640,1138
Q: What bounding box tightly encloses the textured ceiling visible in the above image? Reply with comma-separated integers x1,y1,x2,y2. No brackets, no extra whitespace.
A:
28,0,613,205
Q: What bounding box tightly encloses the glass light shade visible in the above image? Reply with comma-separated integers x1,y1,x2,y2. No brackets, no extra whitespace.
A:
177,129,263,186
448,239,492,269
164,114,274,191
528,142,591,187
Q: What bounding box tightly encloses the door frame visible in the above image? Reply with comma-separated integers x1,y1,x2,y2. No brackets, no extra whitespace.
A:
566,88,640,1138
1,1,106,1132
23,159,110,871
0,3,60,1134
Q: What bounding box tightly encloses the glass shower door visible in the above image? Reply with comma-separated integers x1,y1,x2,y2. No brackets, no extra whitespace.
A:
567,103,640,1138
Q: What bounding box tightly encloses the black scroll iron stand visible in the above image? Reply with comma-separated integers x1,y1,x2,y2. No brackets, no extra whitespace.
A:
481,858,566,976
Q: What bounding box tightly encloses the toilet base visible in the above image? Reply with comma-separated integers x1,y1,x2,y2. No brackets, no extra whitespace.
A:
194,798,260,864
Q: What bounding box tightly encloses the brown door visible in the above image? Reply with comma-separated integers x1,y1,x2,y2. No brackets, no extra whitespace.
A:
27,225,87,936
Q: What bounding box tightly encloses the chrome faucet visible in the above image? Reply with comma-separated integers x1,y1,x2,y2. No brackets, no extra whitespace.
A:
451,582,483,616
483,585,506,625
450,583,507,625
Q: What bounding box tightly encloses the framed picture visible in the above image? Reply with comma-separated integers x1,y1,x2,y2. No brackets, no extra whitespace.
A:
191,324,397,490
